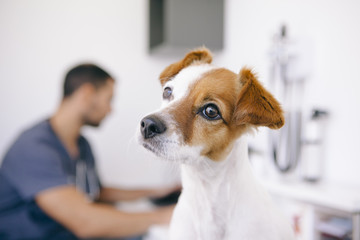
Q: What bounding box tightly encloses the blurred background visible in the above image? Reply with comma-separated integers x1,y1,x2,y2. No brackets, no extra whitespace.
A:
1,0,360,239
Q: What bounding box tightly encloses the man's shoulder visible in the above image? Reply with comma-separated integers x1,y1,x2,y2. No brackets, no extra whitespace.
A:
21,119,53,140
15,119,57,147
3,119,60,160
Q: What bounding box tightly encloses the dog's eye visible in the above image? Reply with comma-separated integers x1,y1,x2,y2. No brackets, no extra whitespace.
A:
163,87,172,100
202,104,221,121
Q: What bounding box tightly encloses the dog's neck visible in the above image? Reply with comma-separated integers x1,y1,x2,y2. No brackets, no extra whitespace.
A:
181,135,252,192
180,135,258,239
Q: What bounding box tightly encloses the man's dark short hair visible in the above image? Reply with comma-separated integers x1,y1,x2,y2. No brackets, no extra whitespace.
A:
63,64,113,98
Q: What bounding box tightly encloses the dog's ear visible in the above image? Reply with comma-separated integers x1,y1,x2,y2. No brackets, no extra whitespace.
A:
233,68,284,129
159,47,213,86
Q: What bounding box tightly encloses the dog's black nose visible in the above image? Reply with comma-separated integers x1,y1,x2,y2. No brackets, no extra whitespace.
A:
140,115,167,139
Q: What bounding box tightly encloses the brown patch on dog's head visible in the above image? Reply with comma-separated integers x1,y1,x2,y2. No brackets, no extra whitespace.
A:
168,67,283,161
190,69,246,160
165,68,246,160
169,68,239,141
233,68,284,129
159,47,212,86
158,66,284,162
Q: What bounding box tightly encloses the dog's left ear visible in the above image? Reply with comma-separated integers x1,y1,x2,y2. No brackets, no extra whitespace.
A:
159,47,213,86
233,68,284,129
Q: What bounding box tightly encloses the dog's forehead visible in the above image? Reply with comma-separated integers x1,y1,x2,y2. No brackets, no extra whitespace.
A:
164,64,216,101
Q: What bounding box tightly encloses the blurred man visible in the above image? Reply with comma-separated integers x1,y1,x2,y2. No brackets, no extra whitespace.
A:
0,64,176,240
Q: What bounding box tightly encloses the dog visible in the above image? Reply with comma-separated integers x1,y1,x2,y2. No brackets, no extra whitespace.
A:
138,47,295,240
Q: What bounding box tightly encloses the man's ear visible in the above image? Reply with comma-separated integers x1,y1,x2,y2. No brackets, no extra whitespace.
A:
159,47,213,86
75,83,96,105
233,68,284,129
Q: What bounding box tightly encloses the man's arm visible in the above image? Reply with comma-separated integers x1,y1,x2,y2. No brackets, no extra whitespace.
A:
99,185,181,203
35,185,174,239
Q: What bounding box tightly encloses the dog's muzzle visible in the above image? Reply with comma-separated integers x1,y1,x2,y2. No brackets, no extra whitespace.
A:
140,114,167,139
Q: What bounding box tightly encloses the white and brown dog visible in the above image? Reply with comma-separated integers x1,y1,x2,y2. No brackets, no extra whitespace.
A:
138,48,295,240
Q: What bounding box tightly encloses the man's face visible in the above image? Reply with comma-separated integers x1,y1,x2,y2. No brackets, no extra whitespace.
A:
83,79,114,127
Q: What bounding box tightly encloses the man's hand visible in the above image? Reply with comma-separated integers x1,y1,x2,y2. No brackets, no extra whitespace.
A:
155,205,176,225
148,185,182,199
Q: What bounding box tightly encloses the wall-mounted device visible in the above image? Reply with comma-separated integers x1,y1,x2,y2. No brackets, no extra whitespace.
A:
268,25,329,181
269,25,304,174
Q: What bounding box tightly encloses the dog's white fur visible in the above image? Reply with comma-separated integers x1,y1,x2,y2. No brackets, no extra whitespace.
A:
138,56,295,239
170,137,294,240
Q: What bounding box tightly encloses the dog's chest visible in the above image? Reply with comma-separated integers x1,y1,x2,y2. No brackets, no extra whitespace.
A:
180,190,228,240
178,178,273,240
180,166,238,239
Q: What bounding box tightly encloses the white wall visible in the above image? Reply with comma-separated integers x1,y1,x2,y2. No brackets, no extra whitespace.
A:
0,0,181,188
1,0,360,188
